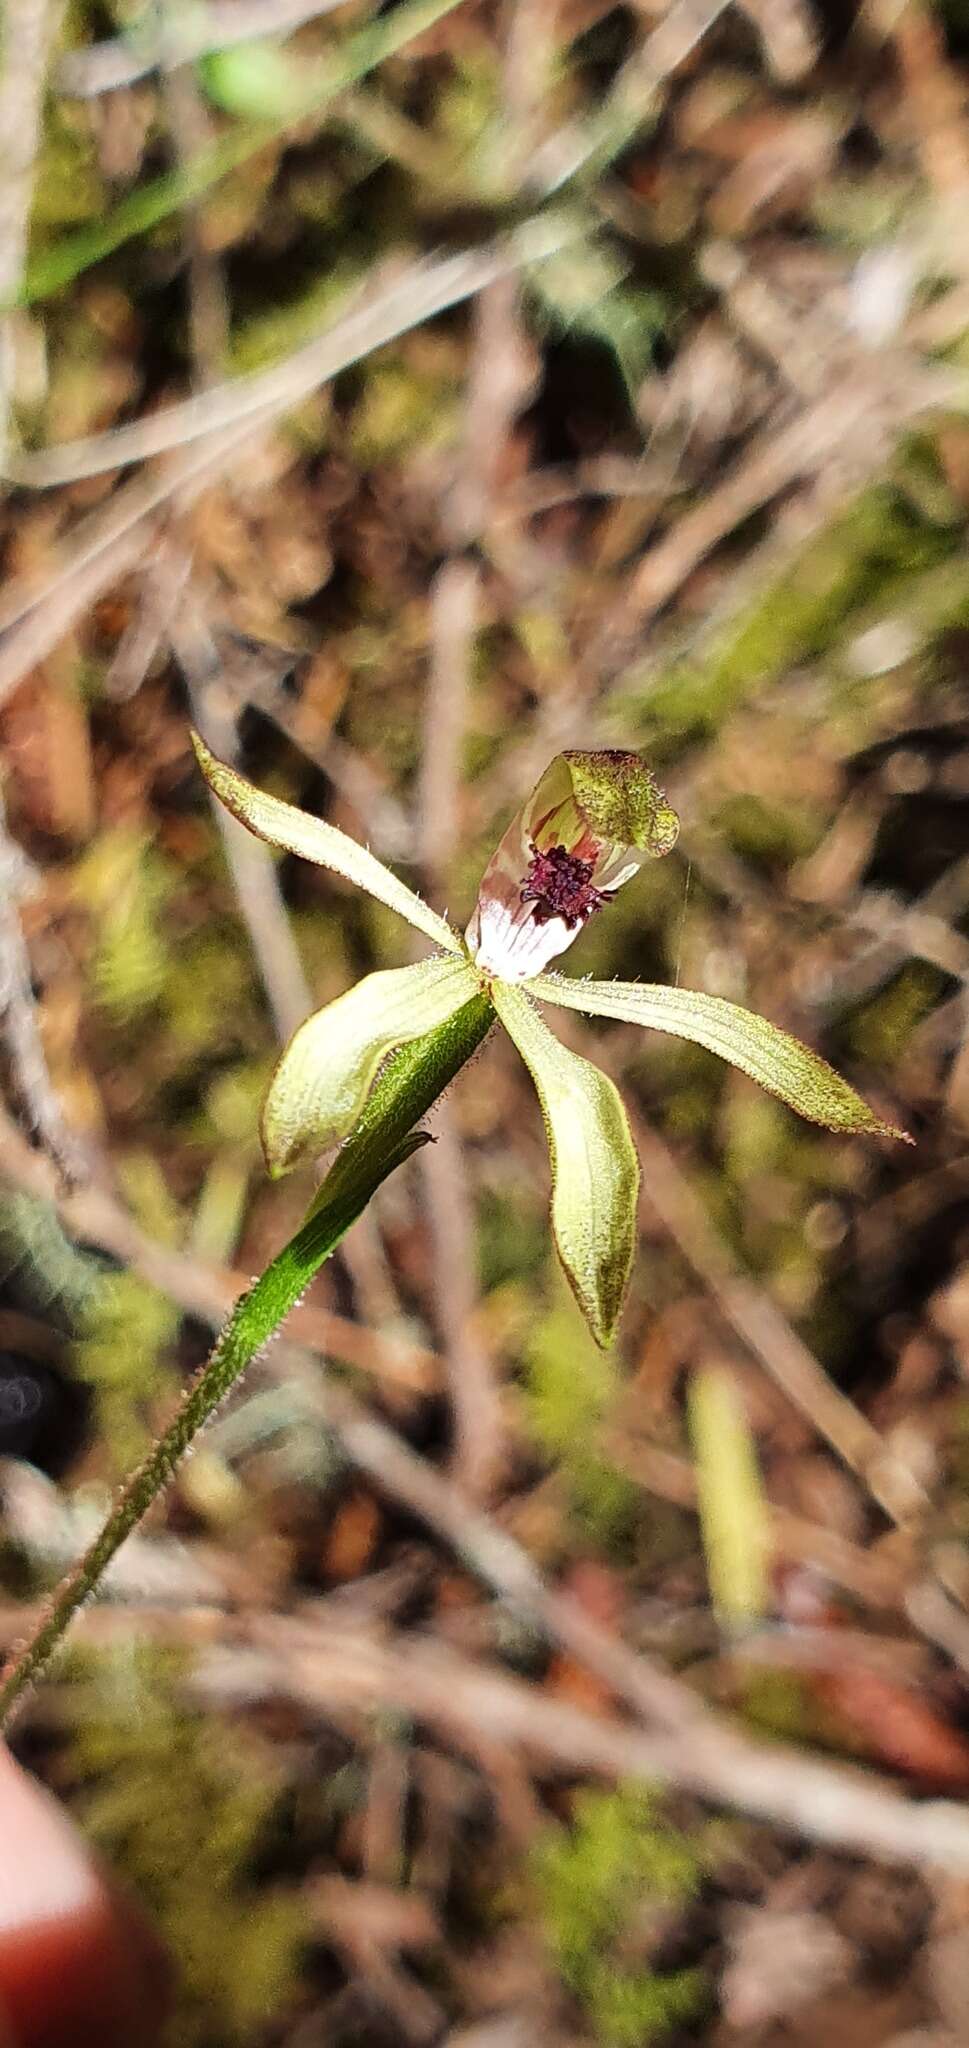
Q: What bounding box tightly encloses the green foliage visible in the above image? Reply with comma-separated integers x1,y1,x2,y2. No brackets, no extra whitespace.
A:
0,1191,97,1324
532,1785,706,2045
73,1270,180,1469
581,1961,706,2047
529,244,667,399
714,791,822,868
23,0,475,303
29,103,103,233
349,350,461,464
524,1302,636,1545
636,486,958,744
165,932,258,1060
848,962,947,1067
201,40,307,121
228,265,360,374
70,1651,306,2047
74,830,174,1022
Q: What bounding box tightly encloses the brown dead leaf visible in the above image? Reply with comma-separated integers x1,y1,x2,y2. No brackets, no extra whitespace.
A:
814,1668,969,1791
323,1489,382,1583
545,1561,627,1715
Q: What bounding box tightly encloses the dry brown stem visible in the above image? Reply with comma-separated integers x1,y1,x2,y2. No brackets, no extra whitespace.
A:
0,0,62,464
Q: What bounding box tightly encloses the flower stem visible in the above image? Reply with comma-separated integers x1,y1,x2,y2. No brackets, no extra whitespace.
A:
0,992,493,1724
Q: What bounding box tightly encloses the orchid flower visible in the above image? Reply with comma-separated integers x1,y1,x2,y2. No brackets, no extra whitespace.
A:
194,736,909,1348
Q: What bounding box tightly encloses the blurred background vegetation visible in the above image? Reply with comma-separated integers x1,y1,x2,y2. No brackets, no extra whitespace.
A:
4,0,969,2041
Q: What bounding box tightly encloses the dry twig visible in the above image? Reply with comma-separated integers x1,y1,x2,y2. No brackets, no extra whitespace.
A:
160,9,231,385
176,601,314,1044
5,221,577,490
49,1601,969,1875
0,223,579,714
609,364,965,654
0,0,62,464
735,0,820,82
0,796,84,1184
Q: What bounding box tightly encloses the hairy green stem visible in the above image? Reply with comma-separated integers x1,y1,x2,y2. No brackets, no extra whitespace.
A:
0,992,493,1723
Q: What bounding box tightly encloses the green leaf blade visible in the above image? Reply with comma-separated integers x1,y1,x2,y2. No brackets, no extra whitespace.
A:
262,956,479,1174
688,1365,771,1631
492,982,639,1347
193,734,462,956
531,976,911,1141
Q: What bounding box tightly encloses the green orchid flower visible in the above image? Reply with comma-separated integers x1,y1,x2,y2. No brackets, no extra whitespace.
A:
193,735,909,1348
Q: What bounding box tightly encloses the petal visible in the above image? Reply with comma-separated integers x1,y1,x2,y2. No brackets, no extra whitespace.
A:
262,956,479,1174
530,976,911,1141
466,749,678,982
193,734,462,955
492,981,639,1347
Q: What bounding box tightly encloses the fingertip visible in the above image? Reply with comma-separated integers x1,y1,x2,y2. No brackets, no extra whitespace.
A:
0,1747,170,2048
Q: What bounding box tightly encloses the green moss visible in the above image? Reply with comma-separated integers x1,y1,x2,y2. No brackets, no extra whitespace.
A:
165,931,259,1058
524,1302,637,1547
0,1191,98,1325
721,1091,790,1185
809,170,917,246
434,48,500,156
635,486,959,744
203,1060,273,1149
29,103,104,233
478,1186,548,1295
70,1651,305,2048
66,1156,187,1466
532,1785,707,2045
528,244,668,399
847,961,947,1067
75,831,175,1022
117,1151,186,1249
73,1269,180,1469
740,1668,819,1745
229,262,361,374
714,792,823,868
584,1960,705,2046
349,351,460,463
514,607,573,683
